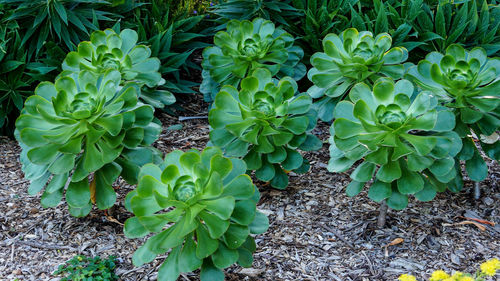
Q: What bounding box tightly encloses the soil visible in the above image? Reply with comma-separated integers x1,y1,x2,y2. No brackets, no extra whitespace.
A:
1,101,499,281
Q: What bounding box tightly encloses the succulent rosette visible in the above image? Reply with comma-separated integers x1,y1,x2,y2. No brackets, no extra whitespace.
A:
15,70,161,217
209,68,322,189
329,78,462,210
60,28,172,108
308,28,409,121
124,147,269,281
407,44,500,182
200,18,306,102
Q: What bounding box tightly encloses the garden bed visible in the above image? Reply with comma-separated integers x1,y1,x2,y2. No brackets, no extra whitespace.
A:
1,111,499,281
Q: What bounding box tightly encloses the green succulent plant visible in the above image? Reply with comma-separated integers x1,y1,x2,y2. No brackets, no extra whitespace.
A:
406,44,500,182
201,18,306,102
308,28,409,121
60,28,170,108
15,70,161,217
209,68,322,189
329,78,462,210
124,147,269,281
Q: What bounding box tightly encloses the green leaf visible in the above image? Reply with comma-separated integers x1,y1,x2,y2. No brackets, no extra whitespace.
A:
157,246,181,281
414,182,437,202
397,169,424,195
203,197,235,220
345,180,364,197
132,242,157,266
196,225,219,259
199,212,229,239
124,217,149,238
200,259,224,281
386,189,408,210
231,200,256,226
281,150,303,171
368,181,392,202
298,134,322,151
255,162,275,182
66,180,90,208
270,167,289,189
212,243,239,269
351,162,376,182
223,175,255,200
268,146,287,163
224,224,249,249
376,160,402,183
249,211,269,234
178,237,203,273
466,149,488,182
429,157,455,177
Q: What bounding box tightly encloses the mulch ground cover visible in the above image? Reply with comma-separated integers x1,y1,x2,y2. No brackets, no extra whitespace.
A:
1,100,499,281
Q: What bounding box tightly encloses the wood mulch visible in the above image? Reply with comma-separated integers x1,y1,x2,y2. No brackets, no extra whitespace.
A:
0,100,499,281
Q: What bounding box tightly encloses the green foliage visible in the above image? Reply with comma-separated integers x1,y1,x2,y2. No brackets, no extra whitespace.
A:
129,4,209,111
407,44,500,182
409,0,500,56
210,0,302,27
60,28,170,108
53,255,118,281
0,24,33,134
209,69,321,189
289,0,357,58
329,78,461,210
170,0,213,16
201,18,306,102
124,147,269,281
0,0,115,58
15,70,161,217
0,22,60,135
308,28,408,121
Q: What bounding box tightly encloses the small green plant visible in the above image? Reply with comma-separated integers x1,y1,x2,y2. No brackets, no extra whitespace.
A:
201,18,306,102
209,68,321,189
399,257,500,281
53,255,118,281
329,78,461,210
406,44,500,184
15,70,161,217
308,28,408,121
124,147,269,281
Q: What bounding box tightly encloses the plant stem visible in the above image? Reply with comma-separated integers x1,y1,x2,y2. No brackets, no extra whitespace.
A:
377,201,388,228
474,181,481,200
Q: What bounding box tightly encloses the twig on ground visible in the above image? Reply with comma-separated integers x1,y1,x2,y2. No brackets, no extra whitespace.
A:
0,240,76,251
319,224,355,249
362,250,376,276
179,116,208,121
10,244,14,262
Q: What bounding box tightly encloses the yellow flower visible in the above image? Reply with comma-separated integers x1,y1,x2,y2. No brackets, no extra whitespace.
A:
430,270,450,281
399,274,417,281
458,277,474,281
451,272,464,280
480,258,500,276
